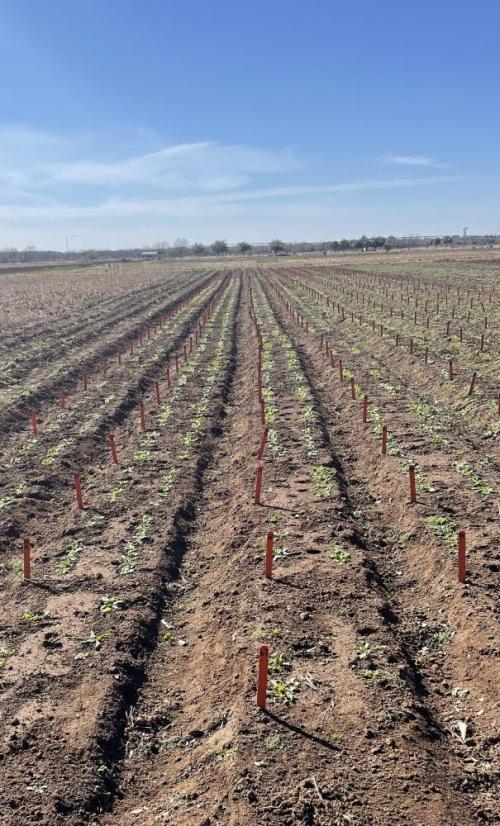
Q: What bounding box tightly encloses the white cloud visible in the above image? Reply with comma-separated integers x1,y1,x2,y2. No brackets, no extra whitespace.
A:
383,154,450,169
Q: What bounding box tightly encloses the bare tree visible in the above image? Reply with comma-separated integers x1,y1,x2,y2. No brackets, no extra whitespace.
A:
173,237,188,261
238,242,252,255
269,239,285,256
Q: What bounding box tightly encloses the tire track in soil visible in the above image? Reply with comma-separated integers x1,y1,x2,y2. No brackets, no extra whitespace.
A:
97,273,473,826
258,272,499,824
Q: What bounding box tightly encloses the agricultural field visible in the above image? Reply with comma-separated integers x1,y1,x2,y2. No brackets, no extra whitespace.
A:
0,251,498,825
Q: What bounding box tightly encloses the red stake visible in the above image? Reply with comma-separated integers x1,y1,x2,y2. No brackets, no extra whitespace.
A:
166,366,171,388
362,395,368,423
265,531,273,579
175,353,179,374
117,350,122,364
381,425,387,455
409,465,417,503
448,359,454,381
257,426,269,460
60,391,66,410
254,464,263,505
83,374,88,392
108,433,118,464
31,410,38,436
350,377,355,399
155,380,161,406
183,344,188,362
256,645,269,709
139,402,146,431
467,372,477,397
129,340,134,356
329,349,334,367
73,473,84,510
480,334,484,352
338,359,343,383
23,536,31,580
458,530,466,583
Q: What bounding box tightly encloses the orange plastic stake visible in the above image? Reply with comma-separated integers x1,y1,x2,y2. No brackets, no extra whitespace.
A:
458,530,466,583
31,410,38,436
381,425,387,455
409,465,417,503
448,359,454,380
257,426,269,461
265,531,273,579
467,372,476,397
254,464,263,505
350,377,355,400
362,395,368,423
183,344,188,362
338,359,343,383
108,433,118,464
23,536,31,580
73,473,84,509
329,350,334,367
139,402,146,431
155,380,161,406
256,645,269,708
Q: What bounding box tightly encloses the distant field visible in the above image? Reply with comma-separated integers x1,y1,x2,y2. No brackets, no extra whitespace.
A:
0,252,498,825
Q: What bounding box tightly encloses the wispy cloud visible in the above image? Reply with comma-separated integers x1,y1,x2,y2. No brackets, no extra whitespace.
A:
383,154,450,169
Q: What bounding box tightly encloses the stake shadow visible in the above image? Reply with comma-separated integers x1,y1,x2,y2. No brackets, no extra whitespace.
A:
263,709,340,752
272,576,303,589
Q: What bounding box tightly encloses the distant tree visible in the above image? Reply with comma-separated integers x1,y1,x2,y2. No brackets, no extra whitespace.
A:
442,235,453,246
434,237,442,245
211,239,228,255
329,241,340,252
153,240,170,258
238,241,252,255
173,237,188,260
270,239,285,256
192,242,207,256
339,239,350,251
371,236,386,248
355,235,369,250
384,235,397,251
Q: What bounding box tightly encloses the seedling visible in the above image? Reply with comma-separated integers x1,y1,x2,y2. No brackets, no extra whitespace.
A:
22,610,42,623
79,631,109,650
361,668,380,683
58,539,84,574
311,465,335,498
356,640,371,660
269,677,300,705
0,648,15,668
252,626,282,640
269,653,291,673
329,545,350,564
214,745,231,760
425,515,456,548
99,595,123,614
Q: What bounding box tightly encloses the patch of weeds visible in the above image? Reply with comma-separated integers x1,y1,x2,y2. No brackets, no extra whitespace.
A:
118,514,154,574
22,610,42,623
252,626,282,641
162,631,176,645
361,668,380,683
425,515,456,548
269,677,300,706
266,512,279,524
329,545,350,564
58,539,84,574
273,546,290,560
108,480,129,503
99,595,123,614
265,734,282,750
311,465,335,498
0,648,15,668
453,461,493,496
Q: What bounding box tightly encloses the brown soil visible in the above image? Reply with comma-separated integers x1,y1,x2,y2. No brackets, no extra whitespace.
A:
0,264,498,825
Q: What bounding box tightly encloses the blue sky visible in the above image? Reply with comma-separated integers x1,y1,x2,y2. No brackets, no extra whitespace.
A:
0,0,499,249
